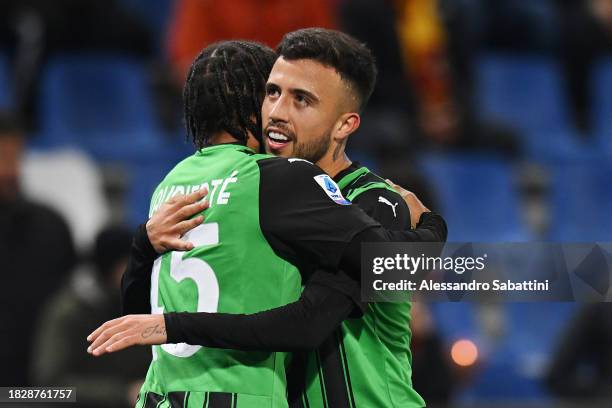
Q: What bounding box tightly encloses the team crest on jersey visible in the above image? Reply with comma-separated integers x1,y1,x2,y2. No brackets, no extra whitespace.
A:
313,174,351,205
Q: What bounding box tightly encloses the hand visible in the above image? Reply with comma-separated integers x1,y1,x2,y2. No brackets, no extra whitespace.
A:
385,179,430,229
86,314,167,356
147,188,209,253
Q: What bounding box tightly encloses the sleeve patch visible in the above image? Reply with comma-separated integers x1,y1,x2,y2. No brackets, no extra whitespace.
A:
313,174,351,205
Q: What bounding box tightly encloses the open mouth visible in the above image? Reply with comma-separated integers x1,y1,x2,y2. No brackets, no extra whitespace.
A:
266,128,292,151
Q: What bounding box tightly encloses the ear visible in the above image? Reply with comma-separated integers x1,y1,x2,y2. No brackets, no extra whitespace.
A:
245,130,261,152
334,112,361,142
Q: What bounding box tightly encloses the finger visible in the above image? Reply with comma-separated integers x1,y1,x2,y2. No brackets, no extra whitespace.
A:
185,187,208,203
385,179,409,195
176,216,204,235
105,334,142,353
87,316,124,342
88,328,116,354
165,195,180,206
175,200,209,221
161,237,196,252
88,321,130,353
173,188,209,210
92,330,132,356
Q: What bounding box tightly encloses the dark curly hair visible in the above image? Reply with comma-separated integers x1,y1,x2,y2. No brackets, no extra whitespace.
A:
183,41,277,149
277,28,377,112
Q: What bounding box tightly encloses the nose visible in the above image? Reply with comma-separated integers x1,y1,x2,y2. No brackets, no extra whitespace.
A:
267,94,290,123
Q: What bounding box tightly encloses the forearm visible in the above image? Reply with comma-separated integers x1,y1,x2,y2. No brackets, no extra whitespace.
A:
164,275,358,352
340,211,447,275
121,224,158,315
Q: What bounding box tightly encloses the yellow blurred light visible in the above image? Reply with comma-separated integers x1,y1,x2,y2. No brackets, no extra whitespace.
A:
451,339,478,367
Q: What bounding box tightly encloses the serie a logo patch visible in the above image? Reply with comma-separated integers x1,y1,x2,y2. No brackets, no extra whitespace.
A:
313,174,351,205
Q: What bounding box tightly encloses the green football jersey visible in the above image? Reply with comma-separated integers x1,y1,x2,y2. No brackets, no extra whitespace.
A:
297,164,426,408
138,144,302,408
135,146,380,408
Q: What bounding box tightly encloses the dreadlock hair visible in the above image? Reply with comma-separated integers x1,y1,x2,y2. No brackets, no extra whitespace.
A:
277,28,377,113
183,40,277,149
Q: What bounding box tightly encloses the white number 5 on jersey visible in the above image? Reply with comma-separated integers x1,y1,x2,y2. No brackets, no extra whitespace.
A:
151,223,220,358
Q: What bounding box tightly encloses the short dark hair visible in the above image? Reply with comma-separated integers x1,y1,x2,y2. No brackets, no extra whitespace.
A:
183,41,277,149
277,28,377,112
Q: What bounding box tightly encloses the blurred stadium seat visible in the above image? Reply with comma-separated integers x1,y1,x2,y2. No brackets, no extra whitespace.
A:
464,302,577,401
125,156,185,227
592,57,612,151
36,53,163,160
0,52,11,109
121,0,173,48
477,55,589,159
549,159,612,241
21,148,110,252
419,153,532,242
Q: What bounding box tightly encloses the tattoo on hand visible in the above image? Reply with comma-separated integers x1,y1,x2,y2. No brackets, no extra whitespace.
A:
142,324,166,339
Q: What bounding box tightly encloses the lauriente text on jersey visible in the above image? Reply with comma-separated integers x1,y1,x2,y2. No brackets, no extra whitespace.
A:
149,170,239,216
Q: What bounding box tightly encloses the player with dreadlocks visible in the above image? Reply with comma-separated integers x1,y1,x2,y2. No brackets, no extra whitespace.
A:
89,39,446,408
183,41,273,151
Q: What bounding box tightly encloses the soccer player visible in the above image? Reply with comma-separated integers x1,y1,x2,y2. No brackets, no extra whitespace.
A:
89,37,445,408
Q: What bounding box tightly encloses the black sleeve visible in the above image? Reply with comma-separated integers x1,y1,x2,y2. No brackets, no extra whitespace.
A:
258,158,382,276
258,158,447,281
339,211,448,277
120,223,158,315
351,188,411,230
164,270,362,352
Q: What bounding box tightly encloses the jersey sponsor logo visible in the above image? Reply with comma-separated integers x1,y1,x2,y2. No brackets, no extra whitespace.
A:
378,196,399,217
314,174,351,205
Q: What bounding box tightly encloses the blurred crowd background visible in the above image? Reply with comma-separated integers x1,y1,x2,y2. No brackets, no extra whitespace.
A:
0,0,611,407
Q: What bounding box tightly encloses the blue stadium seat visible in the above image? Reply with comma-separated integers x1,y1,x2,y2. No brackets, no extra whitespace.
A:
549,159,612,241
418,153,532,242
454,302,577,401
38,54,162,160
477,55,587,158
592,58,612,151
0,53,11,109
121,0,173,52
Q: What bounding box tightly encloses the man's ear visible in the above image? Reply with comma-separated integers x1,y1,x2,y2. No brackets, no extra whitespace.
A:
245,130,262,152
334,112,361,141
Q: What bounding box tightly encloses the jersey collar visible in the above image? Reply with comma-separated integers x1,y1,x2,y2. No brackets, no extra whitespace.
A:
195,143,255,156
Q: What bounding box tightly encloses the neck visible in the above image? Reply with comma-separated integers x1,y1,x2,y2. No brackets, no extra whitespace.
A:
209,131,239,145
316,151,352,178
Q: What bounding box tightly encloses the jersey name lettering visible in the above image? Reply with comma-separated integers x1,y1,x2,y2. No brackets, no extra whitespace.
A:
149,170,239,216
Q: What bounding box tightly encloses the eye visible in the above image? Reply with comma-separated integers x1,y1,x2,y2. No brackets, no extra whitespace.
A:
295,94,309,107
266,85,280,98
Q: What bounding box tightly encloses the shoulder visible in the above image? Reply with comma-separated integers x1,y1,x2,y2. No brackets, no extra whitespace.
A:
346,171,410,229
257,156,331,188
256,156,322,175
353,187,407,213
341,168,394,199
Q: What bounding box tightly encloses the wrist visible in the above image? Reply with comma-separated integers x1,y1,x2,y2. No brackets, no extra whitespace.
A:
135,223,159,259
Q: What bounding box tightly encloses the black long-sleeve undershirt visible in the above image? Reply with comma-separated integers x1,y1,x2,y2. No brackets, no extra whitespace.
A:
164,270,363,351
120,223,156,315
121,211,446,350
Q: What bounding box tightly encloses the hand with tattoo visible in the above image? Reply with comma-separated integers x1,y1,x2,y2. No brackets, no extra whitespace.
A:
86,314,167,356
